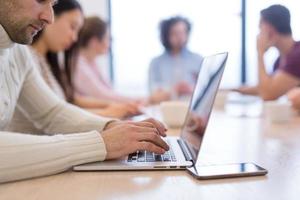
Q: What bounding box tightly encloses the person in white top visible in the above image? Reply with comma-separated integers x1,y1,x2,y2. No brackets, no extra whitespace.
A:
75,16,146,104
0,0,169,183
75,16,171,105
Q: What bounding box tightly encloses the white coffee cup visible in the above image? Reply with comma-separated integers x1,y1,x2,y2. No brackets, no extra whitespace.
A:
160,101,189,128
264,101,295,123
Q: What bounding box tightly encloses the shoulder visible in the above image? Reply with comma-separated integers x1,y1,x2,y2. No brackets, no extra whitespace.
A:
12,44,33,61
286,41,300,61
10,44,36,75
284,42,300,69
186,50,203,62
280,42,300,79
77,55,87,66
149,53,166,72
185,50,203,71
150,52,168,65
76,56,95,74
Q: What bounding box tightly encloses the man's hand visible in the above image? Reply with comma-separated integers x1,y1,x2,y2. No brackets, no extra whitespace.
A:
257,31,272,56
103,103,142,119
232,86,259,96
104,118,167,136
102,118,169,160
149,89,171,104
174,81,194,96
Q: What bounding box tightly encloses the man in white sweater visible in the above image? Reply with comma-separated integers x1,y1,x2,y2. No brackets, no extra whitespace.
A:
0,0,169,183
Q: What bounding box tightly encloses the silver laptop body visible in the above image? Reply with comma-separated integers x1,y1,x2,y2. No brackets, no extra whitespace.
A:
73,52,228,171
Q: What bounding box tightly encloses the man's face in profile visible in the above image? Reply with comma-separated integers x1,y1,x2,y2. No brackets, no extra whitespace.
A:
0,0,56,44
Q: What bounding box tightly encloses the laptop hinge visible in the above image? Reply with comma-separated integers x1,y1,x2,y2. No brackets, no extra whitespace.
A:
177,139,193,162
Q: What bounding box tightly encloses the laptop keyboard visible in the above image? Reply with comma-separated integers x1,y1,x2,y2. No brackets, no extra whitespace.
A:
127,143,177,163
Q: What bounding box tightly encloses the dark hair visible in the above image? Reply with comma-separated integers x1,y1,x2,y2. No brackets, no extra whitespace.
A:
33,0,83,102
78,16,107,48
261,4,292,35
159,16,191,51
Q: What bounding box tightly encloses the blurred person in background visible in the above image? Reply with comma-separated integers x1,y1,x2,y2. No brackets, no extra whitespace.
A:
235,5,300,100
149,16,203,104
75,16,145,105
29,5,140,119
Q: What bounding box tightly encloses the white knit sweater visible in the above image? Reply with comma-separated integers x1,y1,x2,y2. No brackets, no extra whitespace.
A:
0,24,113,183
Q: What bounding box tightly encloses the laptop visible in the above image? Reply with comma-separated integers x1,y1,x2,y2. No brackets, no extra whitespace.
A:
73,52,228,171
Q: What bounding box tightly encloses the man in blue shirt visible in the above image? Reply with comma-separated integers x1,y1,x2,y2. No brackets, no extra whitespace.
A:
149,16,203,104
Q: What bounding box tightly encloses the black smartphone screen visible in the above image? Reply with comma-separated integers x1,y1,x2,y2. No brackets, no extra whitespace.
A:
188,163,268,179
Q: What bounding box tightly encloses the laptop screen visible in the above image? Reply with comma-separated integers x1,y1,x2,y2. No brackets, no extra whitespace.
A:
180,53,228,162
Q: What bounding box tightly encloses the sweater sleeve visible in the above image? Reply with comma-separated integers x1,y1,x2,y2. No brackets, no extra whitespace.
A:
0,130,106,183
17,63,114,134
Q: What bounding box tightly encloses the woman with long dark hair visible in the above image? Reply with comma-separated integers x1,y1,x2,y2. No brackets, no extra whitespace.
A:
33,0,140,117
7,0,140,133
